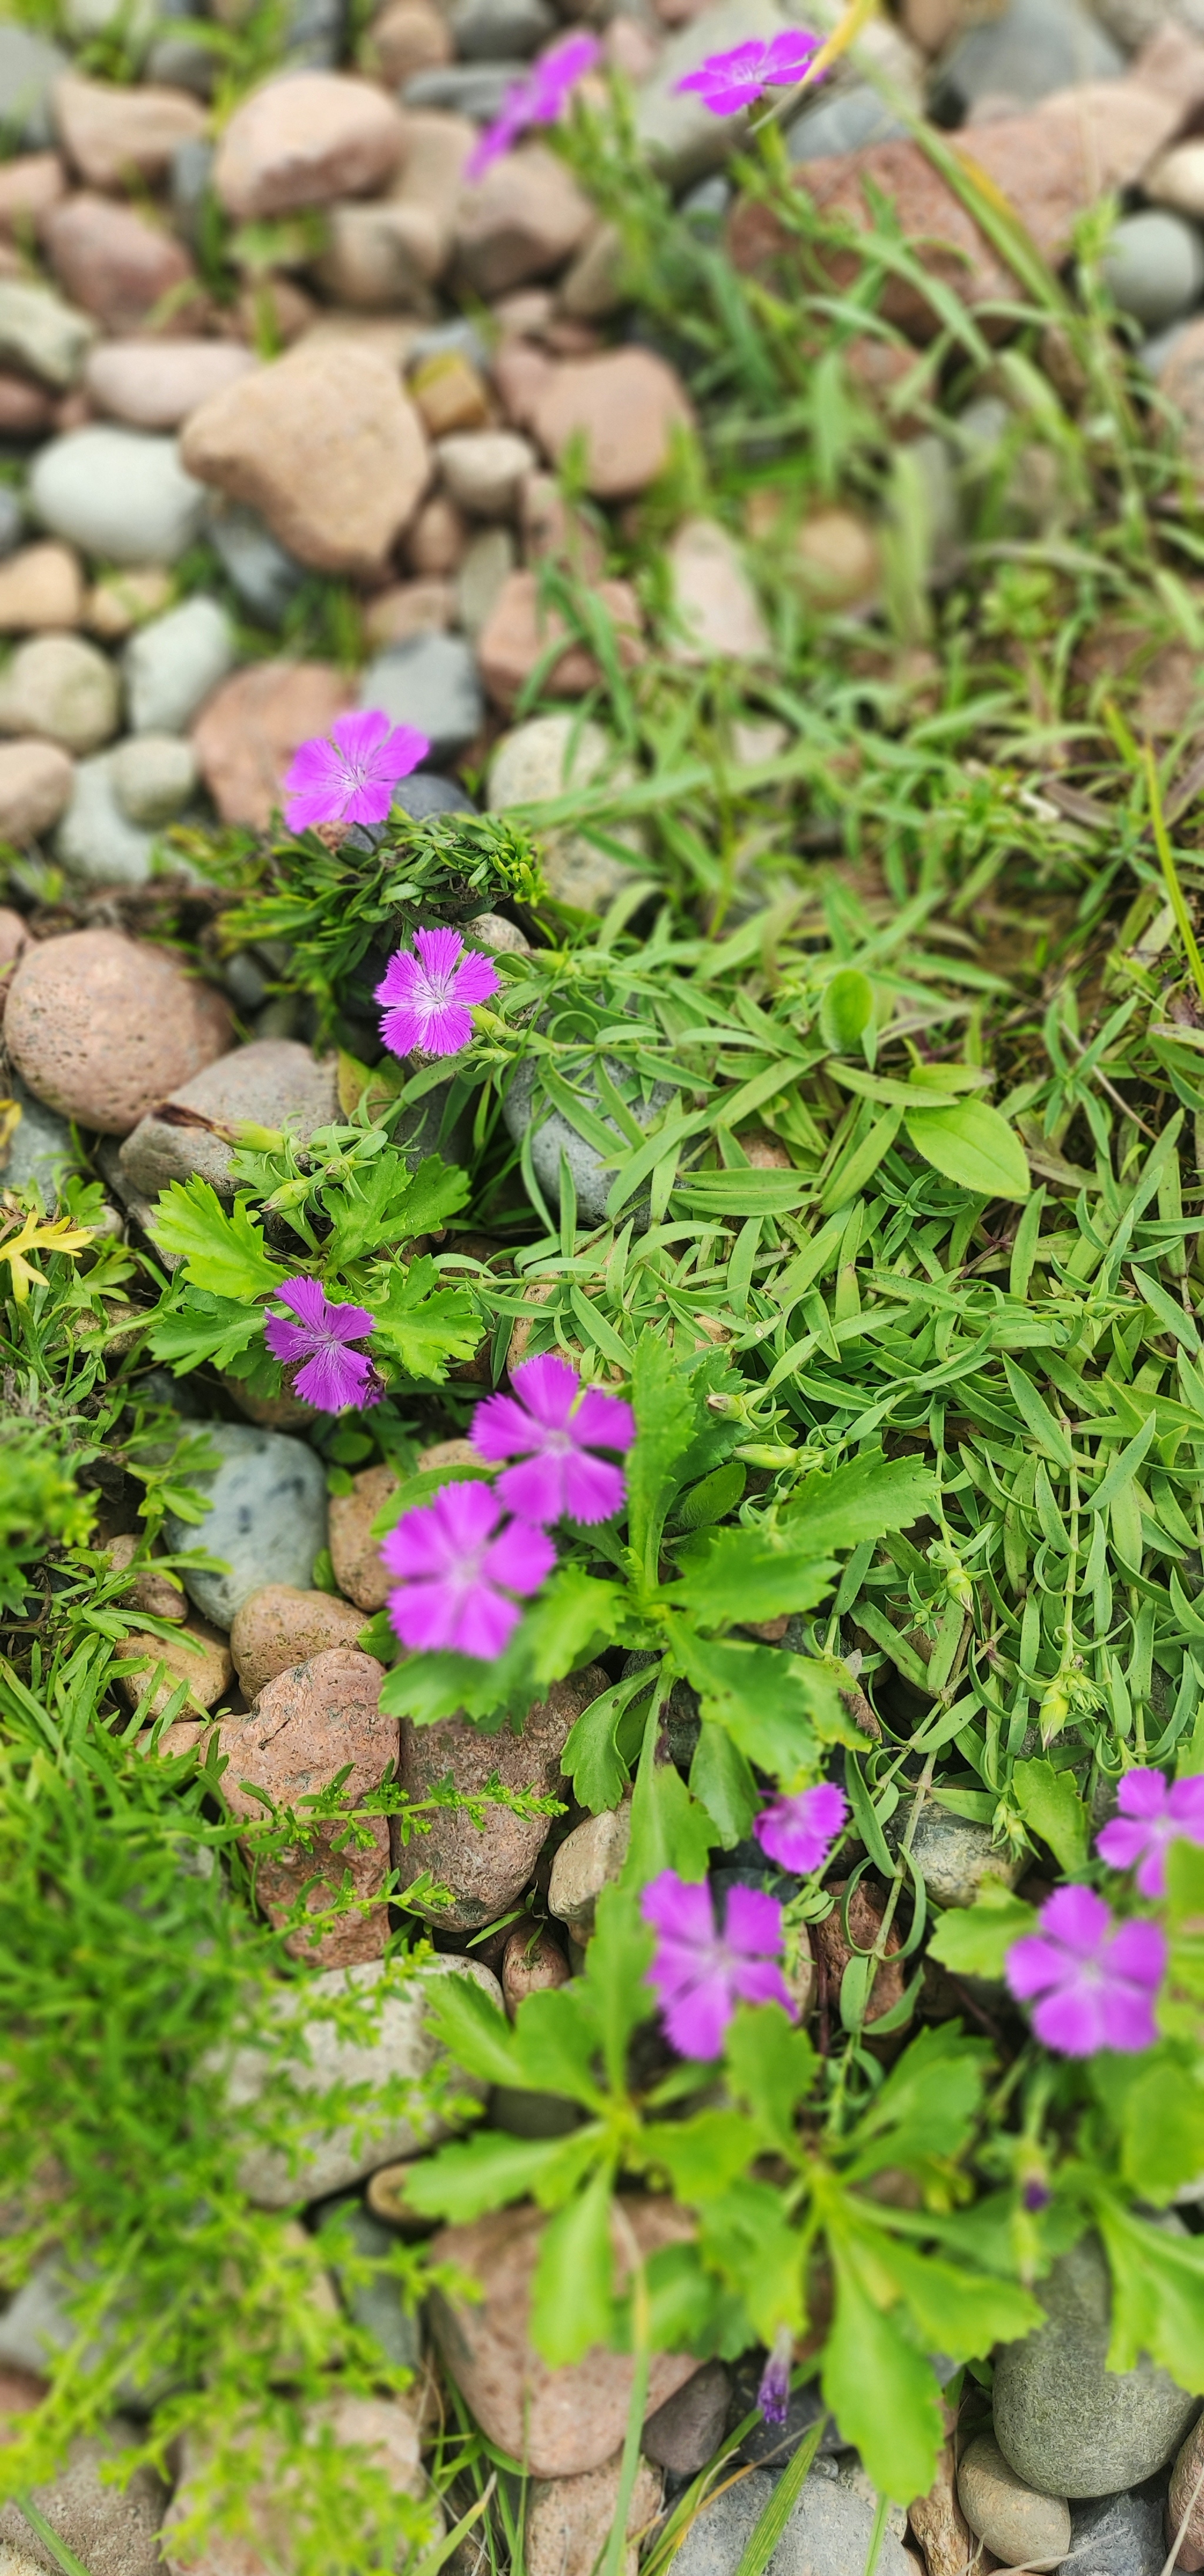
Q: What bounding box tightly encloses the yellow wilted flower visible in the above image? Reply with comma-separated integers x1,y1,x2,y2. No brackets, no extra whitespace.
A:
0,1202,96,1303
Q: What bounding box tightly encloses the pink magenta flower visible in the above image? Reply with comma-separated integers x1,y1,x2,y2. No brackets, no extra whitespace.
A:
380,1481,554,1659
676,27,822,115
263,1277,381,1412
757,2326,794,2428
754,1780,847,1875
281,709,429,833
374,927,501,1060
1096,1766,1204,1899
466,31,601,179
641,1871,793,2059
1005,1885,1165,2058
470,1354,635,1526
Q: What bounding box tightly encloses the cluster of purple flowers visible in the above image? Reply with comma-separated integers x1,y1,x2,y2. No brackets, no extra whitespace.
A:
1004,1768,1204,2056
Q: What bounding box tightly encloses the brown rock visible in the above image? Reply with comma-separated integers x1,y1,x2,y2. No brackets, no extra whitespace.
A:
83,566,173,639
0,907,29,1017
192,660,353,830
405,490,467,574
547,1802,631,1938
118,1037,340,1202
0,540,83,633
366,0,453,86
163,2394,426,2576
520,470,605,580
794,506,881,610
41,193,206,338
0,633,119,755
53,75,208,192
0,2423,167,2576
558,221,624,322
501,1922,571,2016
532,347,693,498
641,2358,730,2475
0,152,66,233
0,2363,46,2421
230,1585,370,1701
0,374,54,433
454,146,594,298
527,2454,663,2576
492,334,557,431
118,1616,233,1719
1159,317,1204,479
218,1648,395,1969
317,112,474,305
429,2200,702,2476
814,1876,904,2024
85,338,257,430
328,1462,399,1611
180,342,430,577
393,1665,606,1929
477,567,643,710
106,1533,186,1621
362,577,455,647
4,928,233,1138
410,349,490,436
213,71,407,220
0,739,73,842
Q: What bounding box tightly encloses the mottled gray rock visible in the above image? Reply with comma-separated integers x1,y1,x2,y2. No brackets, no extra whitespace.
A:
503,1051,674,1227
394,771,477,818
205,499,305,621
120,1039,339,1201
668,2464,913,2576
0,23,69,149
322,2197,423,2370
643,2360,731,2475
162,1422,329,1628
957,2434,1069,2570
1101,211,1204,332
888,1805,1021,1909
992,2231,1199,2498
55,753,155,888
358,633,484,763
123,594,236,736
111,733,198,828
788,82,907,161
458,525,516,640
0,2419,166,2576
1067,2485,1165,2576
0,280,94,391
0,1071,76,1205
449,0,554,55
404,61,527,115
29,429,206,567
934,0,1122,118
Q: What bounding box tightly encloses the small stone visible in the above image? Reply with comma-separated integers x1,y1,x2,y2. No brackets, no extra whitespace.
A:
814,1877,905,2023
503,1044,670,1221
213,71,406,219
181,342,430,578
319,109,473,306
0,278,94,390
548,1801,632,1936
367,0,454,88
666,516,771,663
407,489,469,573
396,771,477,820
121,1037,337,1206
30,426,206,566
0,634,121,756
111,732,198,827
450,0,554,54
1100,208,1204,330
163,2393,429,2576
1147,139,1204,220
52,73,208,191
5,927,232,1137
229,1585,369,1700
55,753,155,887
357,632,483,761
205,497,306,622
0,373,53,435
477,568,643,710
0,741,73,846
406,61,529,117
123,594,236,736
558,221,625,323
907,2421,978,2576
670,2465,915,2576
84,338,257,432
935,0,1122,119
642,2359,730,2475
323,2199,423,2370
83,567,174,641
162,1421,329,1629
787,82,908,161
956,2435,1070,2571
493,333,557,430
105,1533,187,1622
0,26,69,152
454,145,595,297
410,349,490,436
0,542,82,633
329,1462,398,1610
501,1922,571,2014
792,507,881,610
429,2200,702,2477
1169,2413,1204,2571
117,1616,233,1720
192,659,353,829
1069,2487,1163,2576
0,1071,76,1200
527,2455,663,2576
437,427,536,516
520,470,606,580
41,191,205,337
992,2229,1199,2497
458,524,516,639
363,577,456,649
892,1806,1021,1909
533,347,694,497
394,1666,606,1928
218,1648,393,1967
0,2422,166,2576
226,1952,504,2206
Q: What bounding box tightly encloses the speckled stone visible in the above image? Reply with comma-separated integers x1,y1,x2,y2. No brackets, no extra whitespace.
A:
162,1421,329,1628
119,1038,339,1201
956,2434,1069,2570
392,1665,607,1927
229,1584,370,1700
992,2230,1199,2498
218,1647,393,1967
0,2421,166,2576
5,928,232,1137
327,1462,398,1611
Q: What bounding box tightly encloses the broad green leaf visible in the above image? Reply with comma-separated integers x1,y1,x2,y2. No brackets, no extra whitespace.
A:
678,1462,747,1531
927,1879,1037,1980
724,2003,819,2153
680,1632,850,1778
400,2127,594,2222
530,2164,616,2365
689,1721,760,1846
513,1985,606,2109
1011,1758,1089,1876
521,1567,627,1689
561,1667,652,1814
1095,2200,1204,2391
868,2230,1043,2360
322,1150,467,1265
1116,2056,1204,2206
151,1179,287,1299
696,2178,804,2343
626,1736,717,1886
845,2025,991,2176
781,1451,940,1556
369,1259,483,1381
148,1287,264,1375
579,1885,658,2091
626,1332,697,1577
820,967,874,1057
904,1097,1031,1202
643,2109,759,2204
666,1528,838,1624
821,2241,944,2504
422,1967,519,2087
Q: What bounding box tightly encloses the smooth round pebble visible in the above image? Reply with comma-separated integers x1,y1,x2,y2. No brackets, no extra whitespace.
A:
1100,211,1204,333
162,1422,329,1628
123,594,236,736
992,2230,1199,2497
957,2434,1070,2570
0,738,74,841
55,754,155,886
29,426,207,566
4,927,233,1137
0,634,120,756
111,733,198,826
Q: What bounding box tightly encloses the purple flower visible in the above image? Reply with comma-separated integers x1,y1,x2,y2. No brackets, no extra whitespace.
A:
757,2326,794,2428
754,1780,846,1875
1096,1766,1204,1899
263,1277,381,1412
1005,1885,1166,2058
470,1354,635,1526
380,1481,554,1659
281,709,429,833
676,27,822,115
1022,2179,1051,2213
374,927,501,1060
640,1871,793,2059
466,31,601,180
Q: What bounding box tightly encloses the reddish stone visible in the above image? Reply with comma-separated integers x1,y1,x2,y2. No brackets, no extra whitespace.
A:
0,373,53,432
41,192,207,338
192,660,354,830
531,347,694,497
0,152,65,232
217,1647,395,1969
477,568,643,710
52,75,208,192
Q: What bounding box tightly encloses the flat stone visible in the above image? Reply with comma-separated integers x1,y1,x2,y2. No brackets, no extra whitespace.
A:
501,1922,571,2013
527,2455,662,2576
669,2464,914,2576
667,516,771,663
162,1421,329,1629
192,659,353,829
55,753,155,887
533,348,694,497
0,542,83,633
181,342,430,577
213,70,407,219
205,497,305,621
52,72,207,191
0,2422,166,2576
1069,2486,1164,2576
936,0,1123,118
30,427,206,567
992,2230,1199,2497
429,2201,702,2476
356,631,483,760
218,1648,393,1967
0,1071,76,1200
328,1462,399,1610
5,927,232,1138
559,220,625,322
449,0,554,55
0,278,93,390
548,1802,632,1936
477,569,643,710
642,2359,730,2475
41,191,206,337
411,348,490,435
0,25,70,151
225,1953,504,2206
367,0,453,87
436,427,536,516
116,1616,233,1719
106,1533,187,1622
123,594,236,736
119,1038,339,1201
111,731,198,826
457,524,516,639
393,1665,607,1927
956,2435,1069,2570
319,109,473,306
407,489,469,573
229,1585,369,1700
791,506,881,610
454,145,594,296
0,634,121,756
502,1050,671,1223
85,338,257,431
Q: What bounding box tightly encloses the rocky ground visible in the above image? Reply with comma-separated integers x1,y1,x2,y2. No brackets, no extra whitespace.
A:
8,0,1204,2571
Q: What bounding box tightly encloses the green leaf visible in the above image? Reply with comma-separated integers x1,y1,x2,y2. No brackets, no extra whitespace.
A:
151,1180,287,1298
927,1879,1038,1979
674,1171,810,1216
1117,2056,1204,2206
845,2026,991,2177
643,2109,759,2204
680,1632,850,1778
732,2416,828,2576
696,2177,804,2343
904,1097,1031,1202
400,2128,593,2223
147,1287,265,1374
513,1985,607,2109
578,1885,657,2091
689,1722,760,1846
724,2002,819,2153
369,1258,483,1381
667,1527,838,1625
821,2239,944,2505
521,1567,627,1689
561,1669,650,1813
1095,2200,1204,2391
1011,1758,1089,1876
869,2231,1044,2360
422,1967,519,2087
323,1152,467,1266
626,1737,718,1886
678,1462,747,1531
781,1451,940,1556
530,2164,616,2366
1002,1359,1075,1469
626,1332,697,1577
820,967,875,1057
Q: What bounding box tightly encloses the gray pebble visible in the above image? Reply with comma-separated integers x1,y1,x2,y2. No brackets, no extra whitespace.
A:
643,2360,731,2476
1,1071,76,1205
403,61,529,116
393,771,477,819
502,1053,675,1228
29,428,206,567
205,497,305,622
888,1805,1020,1909
119,1039,338,1202
992,2231,1199,2498
162,1422,329,1629
358,633,484,763
0,23,69,150
933,0,1122,121
123,594,236,736
668,2464,914,2576
55,754,155,888
788,83,907,162
457,524,516,640
678,175,730,228
0,280,94,394
448,0,554,57
319,2197,423,2371
283,0,345,65
1067,2485,1166,2576
170,135,218,241
146,29,219,94
1100,210,1204,332
111,733,198,828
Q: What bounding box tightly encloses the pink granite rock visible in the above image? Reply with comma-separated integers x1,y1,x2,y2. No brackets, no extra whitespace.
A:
53,74,207,192
191,660,354,830
532,348,694,497
213,71,407,220
85,339,257,430
218,1647,396,1968
180,341,430,576
4,928,233,1137
41,193,208,338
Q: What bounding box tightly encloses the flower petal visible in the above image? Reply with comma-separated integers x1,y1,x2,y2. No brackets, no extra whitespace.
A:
560,1450,626,1525
661,1970,734,2060
1116,1768,1170,1820
374,950,424,1009
389,1576,461,1651
1031,1980,1106,2057
494,1452,568,1526
723,1882,784,1962
414,926,466,983
471,1389,543,1464
263,1315,314,1366
449,1582,521,1659
451,947,503,1007
293,1343,376,1411
379,1003,428,1060
1108,1918,1168,1991
1096,1817,1153,1875
414,997,475,1056
572,1385,636,1452
1034,1883,1112,1956
481,1516,557,1595
641,1870,714,1947
511,1352,582,1429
